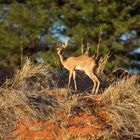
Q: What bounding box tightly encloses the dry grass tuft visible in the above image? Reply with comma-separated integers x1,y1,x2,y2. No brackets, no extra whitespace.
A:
0,59,54,138
0,59,140,140
97,53,110,75
101,75,140,139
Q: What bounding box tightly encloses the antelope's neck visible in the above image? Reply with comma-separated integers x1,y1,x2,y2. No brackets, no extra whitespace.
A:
58,53,65,65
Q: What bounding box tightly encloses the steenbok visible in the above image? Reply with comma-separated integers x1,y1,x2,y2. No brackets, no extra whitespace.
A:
57,41,100,94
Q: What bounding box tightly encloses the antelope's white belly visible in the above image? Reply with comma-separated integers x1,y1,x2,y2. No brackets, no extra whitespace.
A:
75,66,84,71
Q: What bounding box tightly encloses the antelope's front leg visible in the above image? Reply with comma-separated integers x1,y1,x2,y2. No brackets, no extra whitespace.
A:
68,70,73,89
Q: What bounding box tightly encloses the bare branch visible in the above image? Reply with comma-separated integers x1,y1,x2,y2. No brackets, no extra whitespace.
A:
96,27,102,58
81,38,84,55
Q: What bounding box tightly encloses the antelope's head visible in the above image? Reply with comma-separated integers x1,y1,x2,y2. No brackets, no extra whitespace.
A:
57,40,68,55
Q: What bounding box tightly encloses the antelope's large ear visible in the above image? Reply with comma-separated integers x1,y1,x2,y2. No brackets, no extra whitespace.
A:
62,40,68,48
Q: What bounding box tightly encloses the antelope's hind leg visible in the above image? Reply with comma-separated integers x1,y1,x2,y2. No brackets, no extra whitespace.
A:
86,71,100,94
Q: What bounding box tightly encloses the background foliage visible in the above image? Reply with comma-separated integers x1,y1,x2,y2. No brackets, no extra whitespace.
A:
0,0,140,72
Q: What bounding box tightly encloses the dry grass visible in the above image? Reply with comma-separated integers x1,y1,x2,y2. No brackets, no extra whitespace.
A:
0,59,140,140
101,76,140,139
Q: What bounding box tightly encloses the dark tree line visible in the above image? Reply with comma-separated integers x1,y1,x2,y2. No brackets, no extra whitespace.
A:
0,0,140,71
